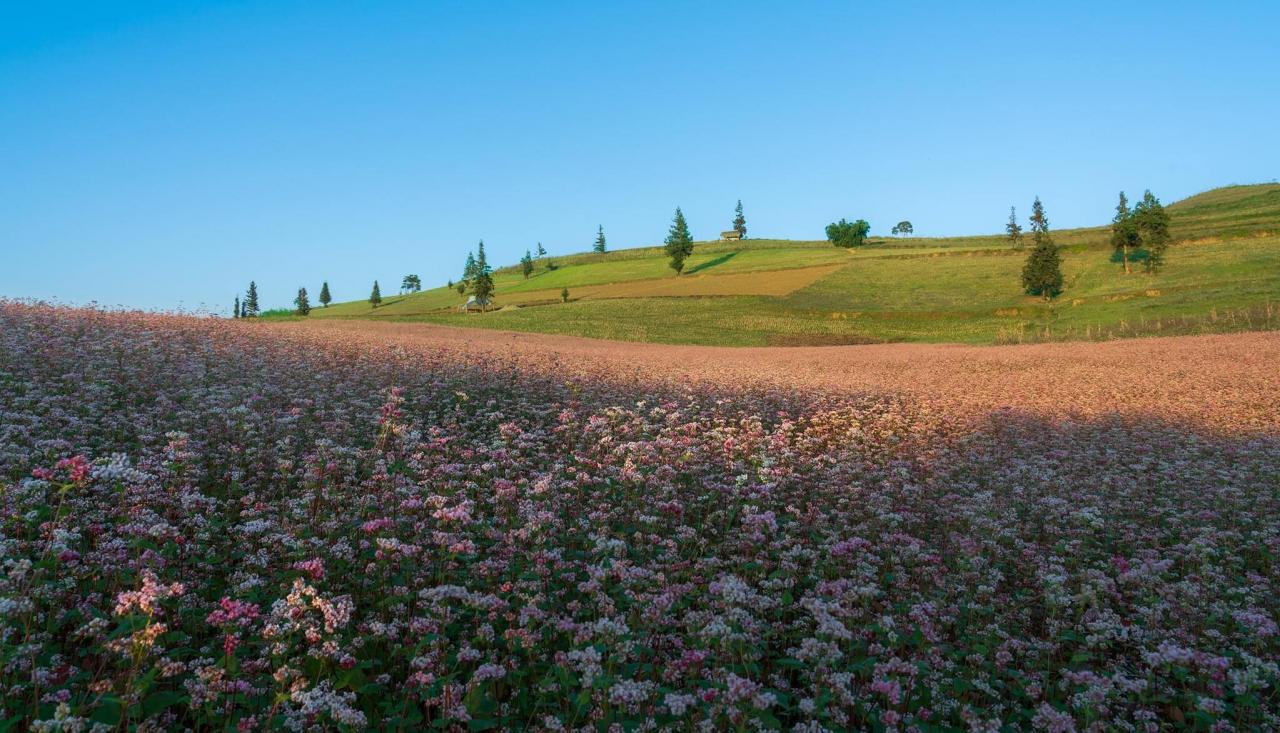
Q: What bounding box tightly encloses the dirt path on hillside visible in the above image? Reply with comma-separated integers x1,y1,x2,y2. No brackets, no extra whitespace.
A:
277,320,1280,433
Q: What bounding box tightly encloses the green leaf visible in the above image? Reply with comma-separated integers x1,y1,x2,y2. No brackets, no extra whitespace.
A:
90,697,124,725
143,691,185,716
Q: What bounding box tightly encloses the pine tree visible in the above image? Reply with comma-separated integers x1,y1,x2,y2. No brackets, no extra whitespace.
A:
240,301,247,318
1021,197,1063,300
1110,192,1139,274
593,225,607,254
664,207,694,275
472,241,494,305
245,281,259,317
521,249,534,279
319,281,331,307
561,287,569,303
463,252,478,283
1006,207,1024,250
294,287,311,316
1133,190,1171,273
369,281,382,308
733,200,747,238
536,242,547,259
233,296,240,319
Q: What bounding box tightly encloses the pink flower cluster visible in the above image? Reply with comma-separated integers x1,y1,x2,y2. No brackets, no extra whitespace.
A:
1,302,1277,730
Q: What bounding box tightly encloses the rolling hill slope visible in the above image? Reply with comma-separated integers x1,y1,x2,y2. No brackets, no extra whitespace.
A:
289,183,1280,346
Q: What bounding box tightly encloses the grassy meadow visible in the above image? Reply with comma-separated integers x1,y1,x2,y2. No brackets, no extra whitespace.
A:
291,184,1280,346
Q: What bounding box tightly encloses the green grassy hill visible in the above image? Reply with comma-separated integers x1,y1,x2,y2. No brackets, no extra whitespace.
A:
293,183,1280,346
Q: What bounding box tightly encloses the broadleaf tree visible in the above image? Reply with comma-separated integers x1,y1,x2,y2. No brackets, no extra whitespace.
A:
825,218,870,248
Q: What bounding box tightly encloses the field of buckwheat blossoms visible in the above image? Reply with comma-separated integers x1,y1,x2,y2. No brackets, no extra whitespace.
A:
2,302,1278,732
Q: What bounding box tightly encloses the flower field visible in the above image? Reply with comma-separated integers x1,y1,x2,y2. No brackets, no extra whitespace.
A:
1,303,1277,731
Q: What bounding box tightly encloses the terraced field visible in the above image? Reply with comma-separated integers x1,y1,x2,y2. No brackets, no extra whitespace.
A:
293,184,1280,346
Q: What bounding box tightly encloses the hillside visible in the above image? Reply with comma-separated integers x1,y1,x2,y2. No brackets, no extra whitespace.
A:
292,183,1280,346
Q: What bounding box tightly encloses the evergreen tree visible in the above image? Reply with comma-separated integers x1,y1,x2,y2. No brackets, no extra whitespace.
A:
1021,197,1063,300
369,280,382,308
664,207,695,275
1006,206,1024,249
240,301,248,318
456,280,467,296
472,241,494,305
521,249,534,279
561,287,569,303
1133,190,1171,273
294,287,311,316
319,281,331,307
463,252,478,283
536,242,547,259
733,200,747,238
1028,197,1051,246
1110,192,1139,274
593,225,607,254
245,281,259,317
233,296,240,319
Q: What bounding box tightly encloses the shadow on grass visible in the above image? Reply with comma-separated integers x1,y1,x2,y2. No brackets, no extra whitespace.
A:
685,251,738,274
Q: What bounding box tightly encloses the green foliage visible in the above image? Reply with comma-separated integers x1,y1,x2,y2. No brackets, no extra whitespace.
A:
1134,190,1171,273
463,252,478,282
311,183,1280,346
521,250,534,279
826,218,870,248
593,225,607,254
472,241,495,302
319,281,331,307
369,280,382,308
891,220,913,236
244,281,259,317
733,200,747,238
401,274,421,293
664,207,694,274
1021,197,1063,299
294,287,311,316
232,296,240,319
1028,197,1050,247
536,242,547,259
1006,206,1023,249
561,287,569,303
1110,192,1140,274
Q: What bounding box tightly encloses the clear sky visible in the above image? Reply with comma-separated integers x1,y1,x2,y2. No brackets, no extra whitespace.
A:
2,1,1278,313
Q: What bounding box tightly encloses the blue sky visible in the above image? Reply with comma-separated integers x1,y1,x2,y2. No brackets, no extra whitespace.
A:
2,1,1277,313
